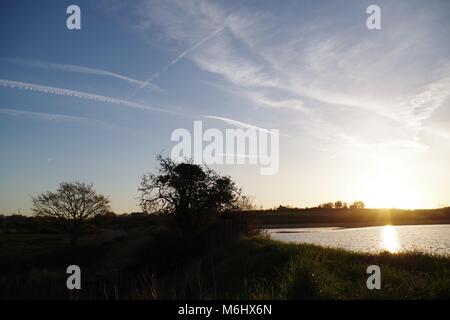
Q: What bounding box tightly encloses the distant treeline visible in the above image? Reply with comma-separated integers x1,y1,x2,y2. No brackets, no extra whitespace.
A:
273,200,365,211
0,212,165,234
3,206,450,233
243,207,450,229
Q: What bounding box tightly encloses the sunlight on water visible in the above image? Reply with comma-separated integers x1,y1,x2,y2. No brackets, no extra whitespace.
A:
267,225,450,255
380,225,401,253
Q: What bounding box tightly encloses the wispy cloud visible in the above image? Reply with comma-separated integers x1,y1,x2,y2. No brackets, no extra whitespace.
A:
399,77,450,128
4,58,163,93
0,108,132,133
120,0,449,151
244,91,308,113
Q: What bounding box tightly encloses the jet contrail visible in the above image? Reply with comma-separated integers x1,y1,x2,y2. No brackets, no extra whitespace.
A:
0,79,189,118
0,79,279,135
134,26,225,95
4,58,162,93
0,107,132,133
204,115,286,137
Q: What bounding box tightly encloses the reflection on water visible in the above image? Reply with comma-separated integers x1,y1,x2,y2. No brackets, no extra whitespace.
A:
381,225,401,253
267,224,450,255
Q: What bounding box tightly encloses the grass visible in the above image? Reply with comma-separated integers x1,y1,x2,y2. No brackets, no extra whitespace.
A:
0,229,449,299
155,235,450,299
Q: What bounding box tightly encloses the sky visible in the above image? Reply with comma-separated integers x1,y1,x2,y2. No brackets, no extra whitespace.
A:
0,0,449,214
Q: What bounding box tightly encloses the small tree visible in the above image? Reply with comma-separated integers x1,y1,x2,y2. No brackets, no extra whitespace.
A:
237,195,257,211
350,201,365,209
319,202,334,209
334,201,343,209
32,182,110,244
139,156,241,228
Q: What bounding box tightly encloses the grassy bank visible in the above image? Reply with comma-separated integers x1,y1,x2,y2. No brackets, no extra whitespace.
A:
1,228,449,299
156,235,450,299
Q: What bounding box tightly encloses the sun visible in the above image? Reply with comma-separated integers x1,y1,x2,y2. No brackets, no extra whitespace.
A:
362,174,419,209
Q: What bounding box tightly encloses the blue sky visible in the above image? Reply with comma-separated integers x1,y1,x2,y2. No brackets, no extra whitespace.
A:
1,0,450,213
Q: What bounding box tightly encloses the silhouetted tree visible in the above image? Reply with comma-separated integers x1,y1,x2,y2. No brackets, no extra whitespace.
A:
334,201,343,209
139,156,241,228
319,202,334,209
350,201,365,209
32,182,110,244
237,195,257,211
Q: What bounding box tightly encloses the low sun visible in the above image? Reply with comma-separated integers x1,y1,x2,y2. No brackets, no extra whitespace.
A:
362,174,419,209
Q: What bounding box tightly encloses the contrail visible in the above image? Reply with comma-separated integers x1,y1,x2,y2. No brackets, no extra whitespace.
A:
204,115,286,137
0,79,279,135
0,107,132,133
0,79,189,118
4,58,163,93
134,26,225,95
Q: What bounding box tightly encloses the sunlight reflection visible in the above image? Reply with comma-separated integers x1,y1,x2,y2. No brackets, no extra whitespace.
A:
381,225,401,253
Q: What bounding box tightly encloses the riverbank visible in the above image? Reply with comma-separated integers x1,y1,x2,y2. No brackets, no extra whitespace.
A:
167,235,450,299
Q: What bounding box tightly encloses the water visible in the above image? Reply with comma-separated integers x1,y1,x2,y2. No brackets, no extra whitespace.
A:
266,224,450,256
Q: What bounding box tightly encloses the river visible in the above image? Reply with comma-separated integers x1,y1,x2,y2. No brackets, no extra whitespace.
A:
267,224,450,255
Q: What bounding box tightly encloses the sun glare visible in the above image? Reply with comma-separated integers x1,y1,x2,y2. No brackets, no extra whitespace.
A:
362,174,419,209
381,225,401,253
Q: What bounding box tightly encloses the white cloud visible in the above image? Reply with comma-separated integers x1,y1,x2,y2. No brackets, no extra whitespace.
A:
244,91,307,112
398,77,450,128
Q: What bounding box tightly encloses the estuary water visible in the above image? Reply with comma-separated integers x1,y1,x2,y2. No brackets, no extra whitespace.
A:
267,224,450,255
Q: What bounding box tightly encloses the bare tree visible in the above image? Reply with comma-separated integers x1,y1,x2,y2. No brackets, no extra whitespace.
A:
237,195,258,211
32,182,110,244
